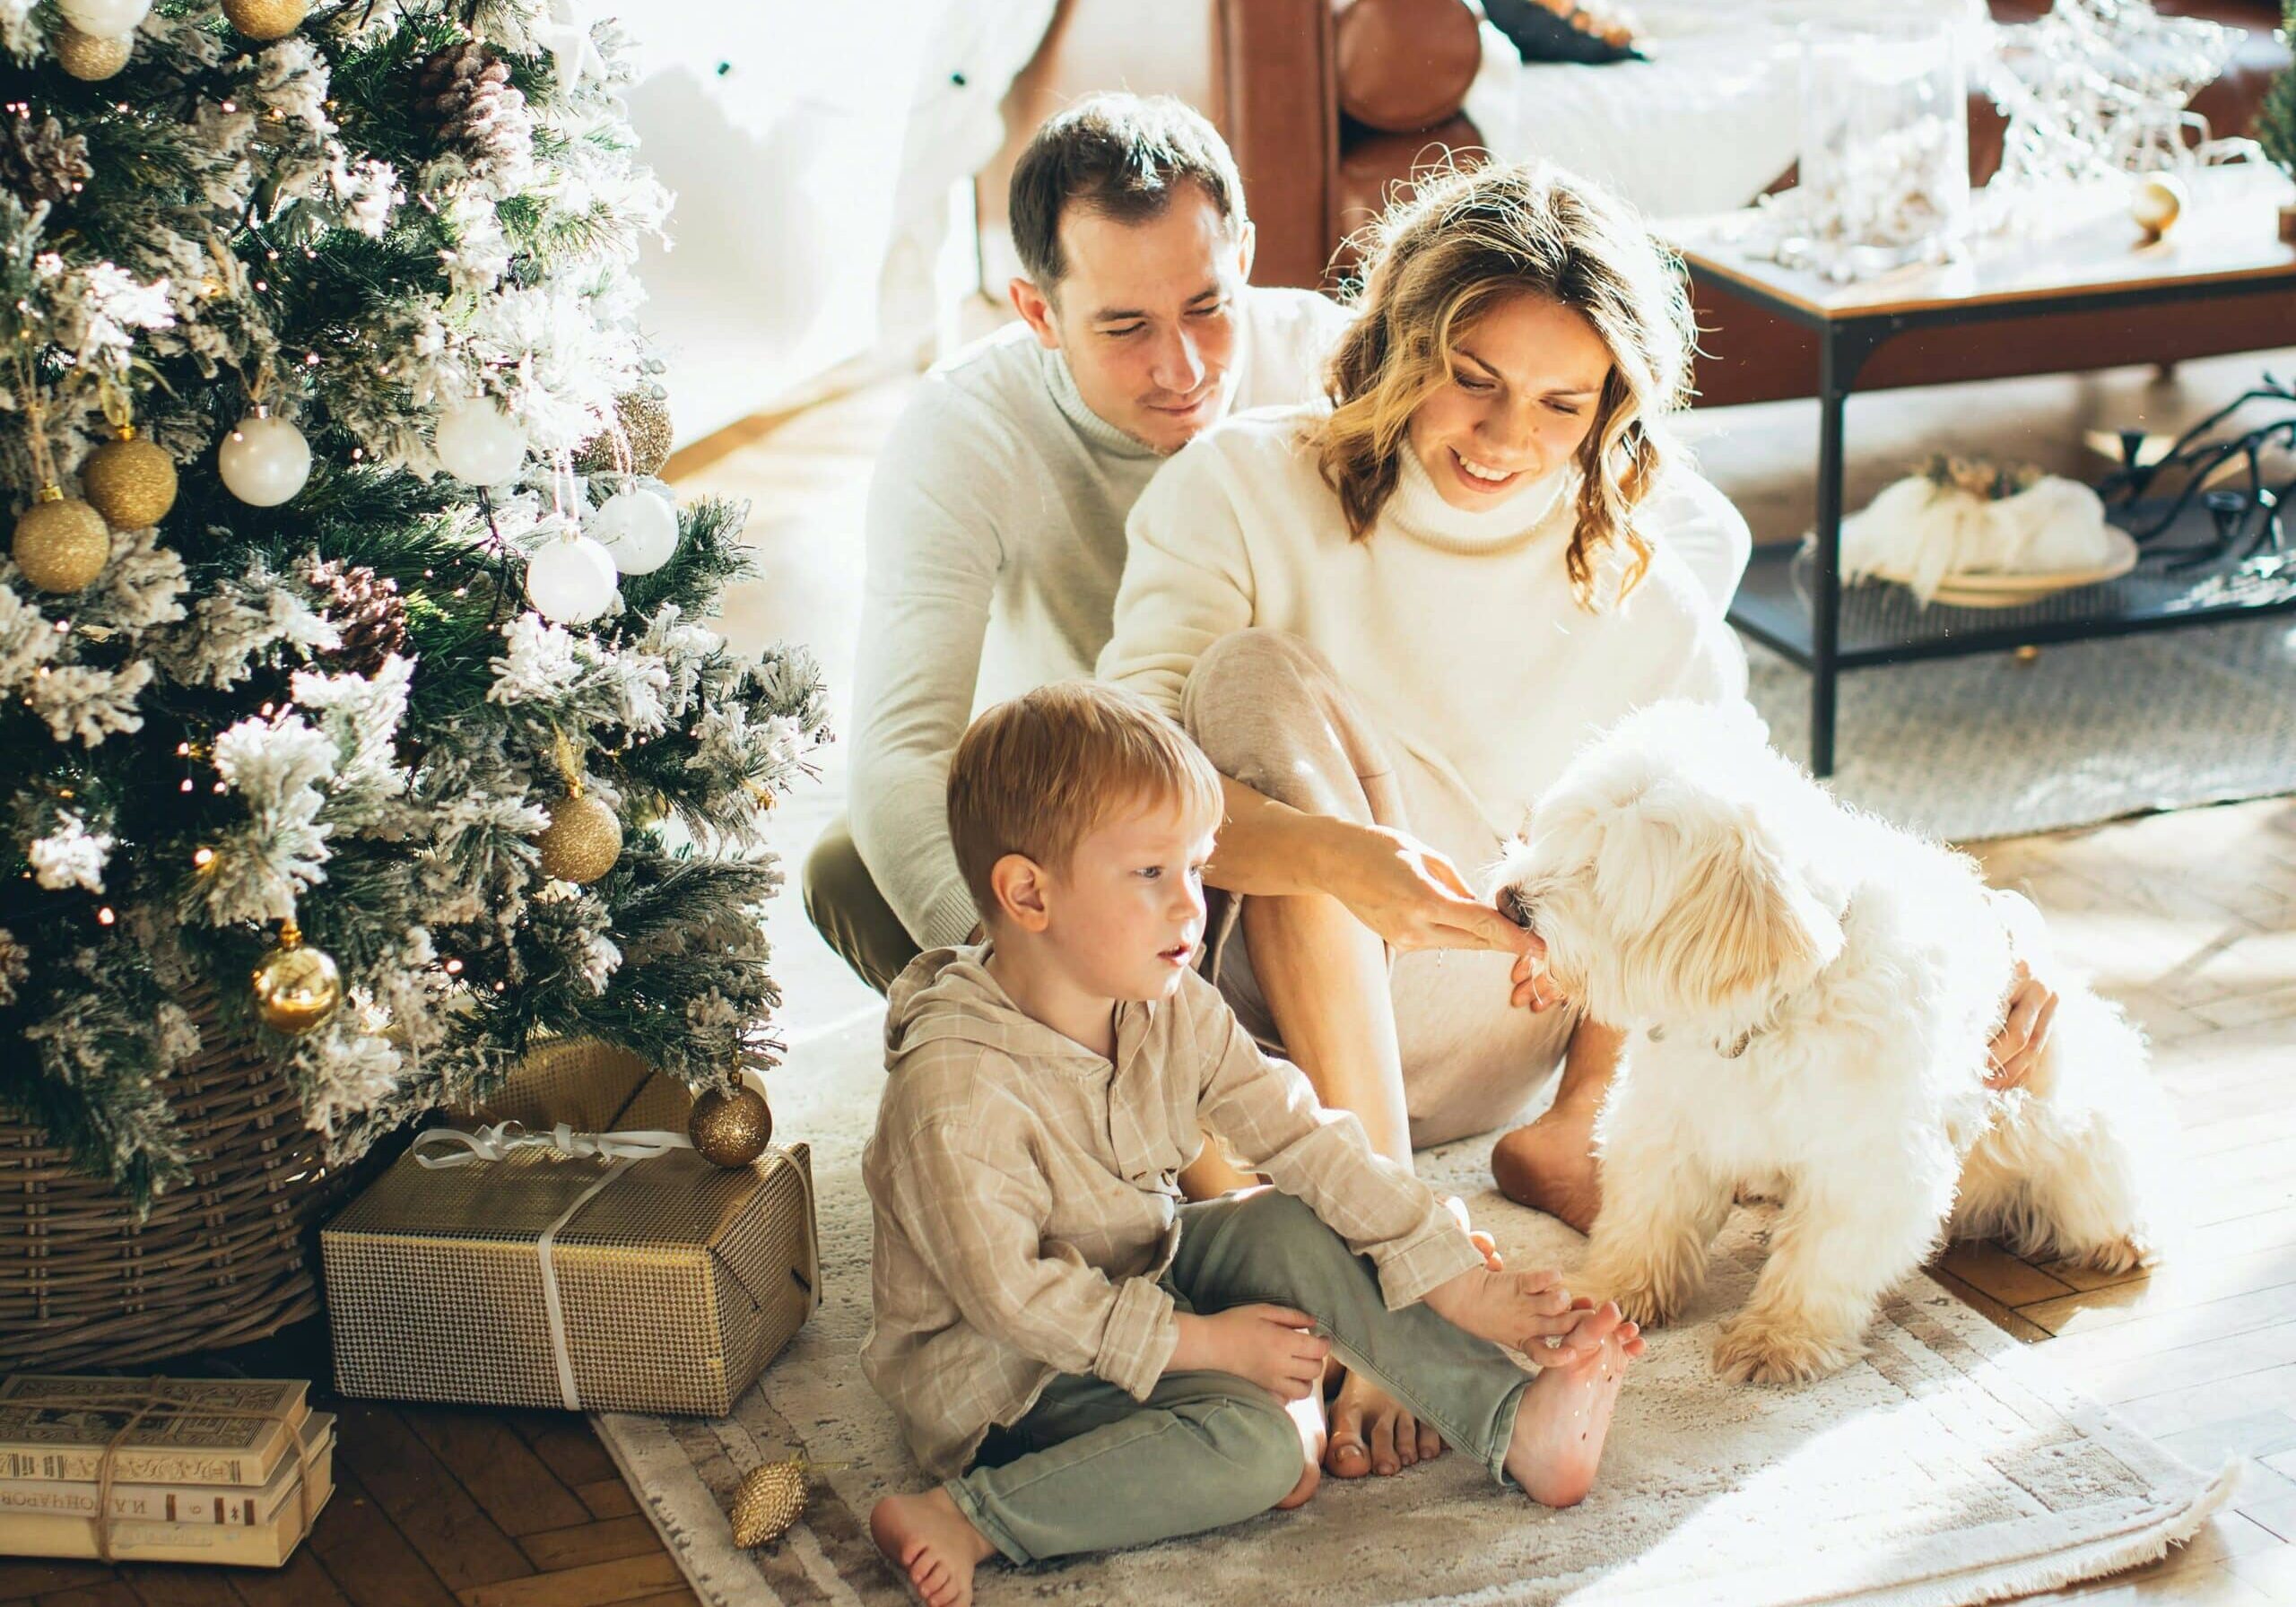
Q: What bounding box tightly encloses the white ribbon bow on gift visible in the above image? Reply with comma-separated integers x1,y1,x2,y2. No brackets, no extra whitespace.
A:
412,1120,694,1168
410,1119,699,1411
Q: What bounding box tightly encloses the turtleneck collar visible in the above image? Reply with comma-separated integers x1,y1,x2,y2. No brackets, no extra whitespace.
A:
1042,345,1166,462
1385,438,1573,556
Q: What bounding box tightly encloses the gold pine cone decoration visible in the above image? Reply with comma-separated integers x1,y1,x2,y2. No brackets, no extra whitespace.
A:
54,26,134,80
13,493,111,593
251,929,344,1036
81,430,178,530
222,0,306,39
728,1456,805,1549
689,1084,772,1168
535,791,622,884
573,390,673,478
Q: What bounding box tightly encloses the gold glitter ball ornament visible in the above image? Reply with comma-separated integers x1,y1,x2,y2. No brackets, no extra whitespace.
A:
535,791,622,884
728,1456,805,1548
2130,174,2186,244
81,429,178,530
222,0,305,39
13,491,111,593
251,925,344,1036
689,1084,772,1168
574,390,674,478
54,25,134,80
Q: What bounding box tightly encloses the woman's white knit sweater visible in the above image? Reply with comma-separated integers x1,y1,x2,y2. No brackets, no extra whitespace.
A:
1098,404,1752,840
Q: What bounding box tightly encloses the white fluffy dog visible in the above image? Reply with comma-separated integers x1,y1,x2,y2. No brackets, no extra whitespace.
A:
1490,701,2168,1385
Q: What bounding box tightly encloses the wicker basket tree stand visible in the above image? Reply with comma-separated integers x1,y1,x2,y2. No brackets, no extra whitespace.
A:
0,995,358,1374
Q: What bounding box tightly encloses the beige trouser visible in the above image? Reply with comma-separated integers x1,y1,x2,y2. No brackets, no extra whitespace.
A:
1181,630,1578,1150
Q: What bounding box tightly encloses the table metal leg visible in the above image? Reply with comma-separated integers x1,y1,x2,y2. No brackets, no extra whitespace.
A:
1810,344,1847,777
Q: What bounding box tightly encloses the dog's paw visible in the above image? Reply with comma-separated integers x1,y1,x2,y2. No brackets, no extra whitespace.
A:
1606,1280,1676,1330
2076,1234,2157,1277
1578,1256,1683,1329
1711,1315,1862,1385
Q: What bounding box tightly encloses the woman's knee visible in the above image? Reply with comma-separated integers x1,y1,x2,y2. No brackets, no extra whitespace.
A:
1180,630,1328,763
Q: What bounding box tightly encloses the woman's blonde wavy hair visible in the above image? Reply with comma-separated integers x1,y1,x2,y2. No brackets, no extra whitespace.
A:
1312,160,1697,610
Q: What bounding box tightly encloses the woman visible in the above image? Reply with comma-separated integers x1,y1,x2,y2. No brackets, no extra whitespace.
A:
1097,160,2057,1485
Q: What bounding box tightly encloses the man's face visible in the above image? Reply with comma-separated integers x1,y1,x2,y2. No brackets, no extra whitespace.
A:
1012,186,1255,456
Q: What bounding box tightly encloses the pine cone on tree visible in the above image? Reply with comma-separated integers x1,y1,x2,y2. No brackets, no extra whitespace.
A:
306,556,410,677
414,41,532,177
0,109,91,209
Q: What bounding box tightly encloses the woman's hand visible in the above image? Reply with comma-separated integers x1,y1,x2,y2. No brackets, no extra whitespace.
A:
1987,959,2058,1091
1318,821,1538,957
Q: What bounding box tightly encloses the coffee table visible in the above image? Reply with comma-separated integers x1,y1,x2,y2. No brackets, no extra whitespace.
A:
1665,166,2296,777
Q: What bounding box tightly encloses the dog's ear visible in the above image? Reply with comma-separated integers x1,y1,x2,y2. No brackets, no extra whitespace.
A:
1638,802,1845,1018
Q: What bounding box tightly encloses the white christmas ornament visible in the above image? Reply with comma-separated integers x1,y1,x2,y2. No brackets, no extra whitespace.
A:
218,413,312,507
435,401,527,485
58,0,150,33
526,534,617,623
588,486,678,575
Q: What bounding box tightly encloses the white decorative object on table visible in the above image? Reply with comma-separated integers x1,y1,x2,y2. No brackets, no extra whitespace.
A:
587,485,679,576
1765,17,1973,281
217,412,312,507
524,531,617,624
435,400,527,486
1837,456,2135,605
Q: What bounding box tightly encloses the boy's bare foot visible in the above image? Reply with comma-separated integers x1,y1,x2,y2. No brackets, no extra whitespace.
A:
870,1488,996,1607
1326,1369,1443,1479
1502,1318,1642,1509
1492,1108,1602,1234
1279,1385,1326,1508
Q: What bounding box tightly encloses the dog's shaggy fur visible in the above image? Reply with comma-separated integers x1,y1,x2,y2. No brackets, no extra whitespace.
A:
1491,701,2170,1384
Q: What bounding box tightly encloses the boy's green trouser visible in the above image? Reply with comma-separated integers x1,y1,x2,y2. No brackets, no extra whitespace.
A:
947,1188,1533,1565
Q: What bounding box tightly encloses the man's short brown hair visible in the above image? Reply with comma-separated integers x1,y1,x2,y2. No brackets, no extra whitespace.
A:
1007,92,1247,291
947,681,1224,925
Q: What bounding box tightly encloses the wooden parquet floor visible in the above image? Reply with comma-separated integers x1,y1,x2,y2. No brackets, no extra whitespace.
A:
12,353,2293,1605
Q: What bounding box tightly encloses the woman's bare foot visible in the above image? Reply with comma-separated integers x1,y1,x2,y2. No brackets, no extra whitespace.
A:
1492,1107,1602,1234
1502,1317,1643,1508
1325,1368,1443,1479
870,1488,996,1607
1279,1385,1326,1508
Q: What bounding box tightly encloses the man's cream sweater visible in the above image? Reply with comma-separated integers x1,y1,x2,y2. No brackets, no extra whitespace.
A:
849,290,1351,951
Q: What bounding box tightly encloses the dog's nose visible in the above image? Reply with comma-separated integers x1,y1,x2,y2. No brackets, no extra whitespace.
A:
1497,884,1534,930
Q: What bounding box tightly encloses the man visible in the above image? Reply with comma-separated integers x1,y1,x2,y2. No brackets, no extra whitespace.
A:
804,93,1347,989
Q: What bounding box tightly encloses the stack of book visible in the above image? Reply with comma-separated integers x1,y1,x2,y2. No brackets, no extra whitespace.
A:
0,1375,335,1568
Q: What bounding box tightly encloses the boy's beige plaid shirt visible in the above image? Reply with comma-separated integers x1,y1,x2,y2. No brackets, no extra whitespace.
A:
861,946,1488,1479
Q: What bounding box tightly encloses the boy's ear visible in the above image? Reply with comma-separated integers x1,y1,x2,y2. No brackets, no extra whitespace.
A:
989,852,1052,933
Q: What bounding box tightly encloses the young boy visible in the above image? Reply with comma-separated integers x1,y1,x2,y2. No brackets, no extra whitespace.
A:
862,682,1642,1607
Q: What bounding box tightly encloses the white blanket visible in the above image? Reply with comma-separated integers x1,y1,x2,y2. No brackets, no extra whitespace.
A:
1463,0,1986,221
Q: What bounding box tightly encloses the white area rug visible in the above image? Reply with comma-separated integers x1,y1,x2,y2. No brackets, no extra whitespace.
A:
594,847,2234,1605
1745,615,2296,843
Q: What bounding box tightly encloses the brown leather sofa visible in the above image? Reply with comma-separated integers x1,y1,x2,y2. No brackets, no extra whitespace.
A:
978,0,2295,408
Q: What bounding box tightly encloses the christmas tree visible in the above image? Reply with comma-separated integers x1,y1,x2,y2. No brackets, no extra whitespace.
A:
2261,1,2296,178
0,0,829,1208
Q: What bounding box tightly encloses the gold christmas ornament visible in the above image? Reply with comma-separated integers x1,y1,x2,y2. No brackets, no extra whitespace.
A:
574,390,673,478
80,427,178,530
53,25,134,80
13,489,111,593
2130,174,2186,244
689,1084,772,1168
535,789,622,884
727,1456,806,1549
251,920,344,1036
221,0,305,39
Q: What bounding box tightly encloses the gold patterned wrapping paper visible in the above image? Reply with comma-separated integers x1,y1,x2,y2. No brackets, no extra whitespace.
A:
323,1045,814,1418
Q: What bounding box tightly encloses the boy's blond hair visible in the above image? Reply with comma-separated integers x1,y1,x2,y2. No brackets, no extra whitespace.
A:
947,681,1223,925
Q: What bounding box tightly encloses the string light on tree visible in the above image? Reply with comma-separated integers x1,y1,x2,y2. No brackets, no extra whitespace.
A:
218,409,311,507
588,484,679,575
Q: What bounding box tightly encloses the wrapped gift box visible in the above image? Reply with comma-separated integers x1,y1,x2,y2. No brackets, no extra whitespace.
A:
322,1043,815,1417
